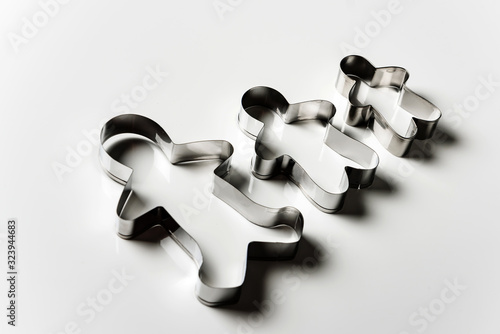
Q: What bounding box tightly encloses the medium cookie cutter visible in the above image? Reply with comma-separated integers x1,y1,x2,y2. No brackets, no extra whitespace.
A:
238,86,379,213
99,114,303,306
336,55,442,156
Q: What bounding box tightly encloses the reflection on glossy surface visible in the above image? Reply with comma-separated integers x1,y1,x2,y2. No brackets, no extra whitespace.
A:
99,114,303,306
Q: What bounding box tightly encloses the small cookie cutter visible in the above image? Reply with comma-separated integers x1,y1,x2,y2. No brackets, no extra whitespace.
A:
99,114,303,306
238,86,379,213
336,55,442,156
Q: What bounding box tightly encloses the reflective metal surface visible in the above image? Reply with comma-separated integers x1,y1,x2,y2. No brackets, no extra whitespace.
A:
99,114,303,306
238,86,379,213
336,55,442,156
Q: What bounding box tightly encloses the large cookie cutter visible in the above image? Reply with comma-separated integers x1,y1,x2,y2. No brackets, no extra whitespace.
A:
99,114,303,306
238,86,379,213
336,55,442,156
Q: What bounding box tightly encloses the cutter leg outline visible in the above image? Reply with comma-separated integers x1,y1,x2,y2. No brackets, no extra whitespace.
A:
99,114,303,306
336,55,442,156
238,86,379,213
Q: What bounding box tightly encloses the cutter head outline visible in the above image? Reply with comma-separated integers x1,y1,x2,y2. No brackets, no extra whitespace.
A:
238,86,379,213
99,114,303,306
336,55,442,156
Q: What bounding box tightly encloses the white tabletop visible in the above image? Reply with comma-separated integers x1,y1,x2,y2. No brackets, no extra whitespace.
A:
1,0,498,333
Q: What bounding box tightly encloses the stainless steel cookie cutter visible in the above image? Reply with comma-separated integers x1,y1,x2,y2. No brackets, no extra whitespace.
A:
99,114,303,306
336,55,442,156
238,86,379,213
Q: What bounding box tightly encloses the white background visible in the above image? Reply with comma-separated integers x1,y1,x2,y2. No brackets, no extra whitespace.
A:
1,0,499,333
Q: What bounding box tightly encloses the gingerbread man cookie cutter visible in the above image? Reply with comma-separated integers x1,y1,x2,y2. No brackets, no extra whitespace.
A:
99,114,303,306
336,55,442,156
238,86,379,213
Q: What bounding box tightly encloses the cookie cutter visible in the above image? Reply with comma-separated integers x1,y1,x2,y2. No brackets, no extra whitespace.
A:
238,86,379,213
336,55,442,156
99,114,303,306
